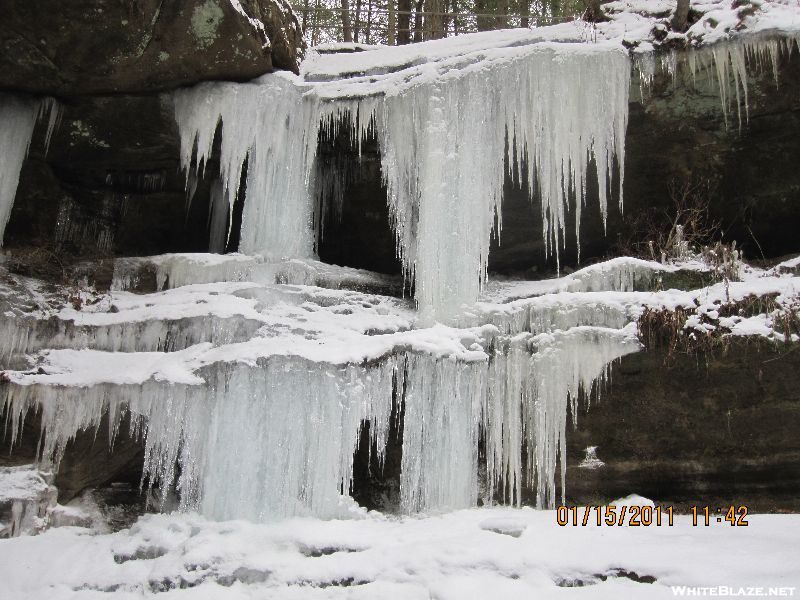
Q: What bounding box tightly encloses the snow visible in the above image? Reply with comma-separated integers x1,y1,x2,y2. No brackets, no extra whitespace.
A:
0,508,798,599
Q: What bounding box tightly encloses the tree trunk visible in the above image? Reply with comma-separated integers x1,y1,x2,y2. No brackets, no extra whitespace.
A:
353,0,362,43
495,0,508,29
475,0,492,32
583,0,607,22
441,0,451,37
340,0,353,42
388,0,396,45
671,0,691,33
365,0,373,43
301,0,309,33
520,0,530,28
413,0,424,42
425,0,443,39
311,0,321,45
397,0,411,44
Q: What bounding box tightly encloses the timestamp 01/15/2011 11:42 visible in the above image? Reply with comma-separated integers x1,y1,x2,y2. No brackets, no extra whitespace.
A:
555,505,750,527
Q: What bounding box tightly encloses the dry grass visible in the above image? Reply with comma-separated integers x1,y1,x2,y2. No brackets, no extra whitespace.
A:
639,294,800,365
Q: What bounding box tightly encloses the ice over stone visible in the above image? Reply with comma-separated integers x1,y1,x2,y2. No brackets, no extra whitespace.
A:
2,258,643,521
4,25,800,527
174,41,630,322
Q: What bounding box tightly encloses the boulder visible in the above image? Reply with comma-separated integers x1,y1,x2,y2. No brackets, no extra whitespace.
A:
0,0,304,96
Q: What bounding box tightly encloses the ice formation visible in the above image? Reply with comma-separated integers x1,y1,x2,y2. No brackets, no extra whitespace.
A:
6,14,800,530
0,466,57,538
8,246,800,522
1,267,640,518
173,42,630,322
486,326,638,507
636,33,800,129
0,95,59,247
173,74,320,259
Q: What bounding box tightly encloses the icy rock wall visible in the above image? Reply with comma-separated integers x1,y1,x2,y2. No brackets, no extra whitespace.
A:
636,33,800,129
173,44,630,323
0,95,58,247
3,357,398,520
0,314,263,369
3,326,637,519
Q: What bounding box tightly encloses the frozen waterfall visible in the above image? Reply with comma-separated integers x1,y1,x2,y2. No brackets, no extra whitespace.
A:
2,275,640,519
173,42,630,322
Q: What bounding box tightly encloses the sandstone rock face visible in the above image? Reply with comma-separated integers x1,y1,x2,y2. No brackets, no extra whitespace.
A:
0,409,145,504
0,0,304,96
5,94,218,261
565,341,800,512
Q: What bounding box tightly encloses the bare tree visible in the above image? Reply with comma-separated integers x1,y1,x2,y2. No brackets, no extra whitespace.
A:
340,0,354,42
413,0,424,41
671,0,690,32
426,0,444,39
353,0,363,42
582,0,607,22
388,0,397,44
495,0,509,29
520,0,530,28
398,0,412,43
475,0,492,31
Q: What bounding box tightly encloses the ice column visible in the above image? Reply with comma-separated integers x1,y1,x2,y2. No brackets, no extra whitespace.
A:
0,95,43,246
140,358,397,521
173,73,321,259
375,44,630,322
398,353,487,512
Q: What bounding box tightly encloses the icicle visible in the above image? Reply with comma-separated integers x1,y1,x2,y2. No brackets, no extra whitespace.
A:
373,45,630,322
398,353,486,513
172,43,629,322
0,95,60,246
486,325,639,508
173,73,321,258
0,95,39,247
683,33,799,129
2,356,397,521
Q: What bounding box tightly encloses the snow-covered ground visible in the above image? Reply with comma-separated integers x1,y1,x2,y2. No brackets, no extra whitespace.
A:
1,506,798,599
